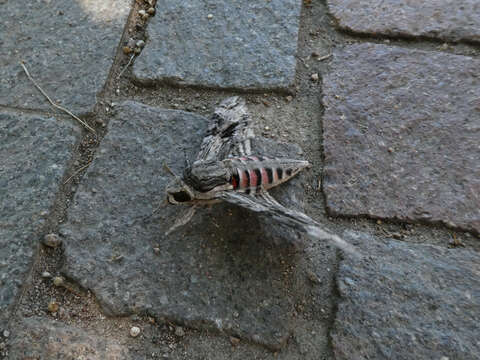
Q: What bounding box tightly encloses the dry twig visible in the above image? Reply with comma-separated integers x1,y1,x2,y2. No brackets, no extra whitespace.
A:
117,54,135,79
20,61,96,134
317,53,332,61
63,161,92,184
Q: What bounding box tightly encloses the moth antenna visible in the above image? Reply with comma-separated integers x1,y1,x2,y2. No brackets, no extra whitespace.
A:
183,149,191,169
163,162,183,183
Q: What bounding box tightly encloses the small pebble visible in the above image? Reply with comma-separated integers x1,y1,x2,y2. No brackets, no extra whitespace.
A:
134,47,142,55
48,301,59,313
306,270,320,284
136,40,145,48
123,46,132,55
391,232,404,240
43,233,62,248
41,271,52,279
147,7,155,15
230,336,240,346
207,14,213,19
95,118,105,126
53,276,64,287
130,326,141,337
2,330,9,338
174,326,185,337
264,126,270,131
127,38,136,48
139,9,149,20
148,0,156,5
311,73,319,82
388,147,394,153
286,95,293,102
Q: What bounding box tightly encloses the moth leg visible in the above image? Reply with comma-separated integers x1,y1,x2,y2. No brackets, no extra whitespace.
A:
139,199,169,224
165,204,199,236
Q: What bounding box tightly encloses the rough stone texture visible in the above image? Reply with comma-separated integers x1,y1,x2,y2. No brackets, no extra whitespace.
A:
133,0,302,91
322,43,480,235
0,111,79,330
60,101,308,349
332,231,480,360
0,0,130,114
8,317,128,359
327,0,480,43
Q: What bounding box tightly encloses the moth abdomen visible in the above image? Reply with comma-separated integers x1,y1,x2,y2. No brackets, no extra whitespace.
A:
225,156,310,194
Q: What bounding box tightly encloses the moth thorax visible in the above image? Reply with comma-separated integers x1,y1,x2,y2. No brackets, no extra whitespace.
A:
185,160,231,192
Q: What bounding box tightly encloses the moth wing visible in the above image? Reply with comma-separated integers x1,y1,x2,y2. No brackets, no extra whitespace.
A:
219,191,315,231
196,96,254,162
218,191,360,256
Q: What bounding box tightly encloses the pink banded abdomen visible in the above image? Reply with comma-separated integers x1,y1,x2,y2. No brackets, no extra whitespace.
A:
228,155,309,194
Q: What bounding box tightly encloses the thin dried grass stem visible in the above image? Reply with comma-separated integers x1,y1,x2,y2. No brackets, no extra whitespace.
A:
63,161,92,185
20,61,96,134
117,54,135,79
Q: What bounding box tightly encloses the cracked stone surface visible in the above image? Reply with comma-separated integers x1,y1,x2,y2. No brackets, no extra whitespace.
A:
0,110,79,329
327,0,480,43
8,317,128,359
333,231,480,360
0,0,130,114
60,101,308,349
322,43,480,235
133,0,302,91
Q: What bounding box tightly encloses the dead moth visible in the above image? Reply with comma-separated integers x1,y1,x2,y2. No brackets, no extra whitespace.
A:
165,97,358,255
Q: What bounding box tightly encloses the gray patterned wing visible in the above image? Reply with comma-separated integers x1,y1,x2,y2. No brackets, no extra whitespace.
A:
218,191,360,256
196,96,254,161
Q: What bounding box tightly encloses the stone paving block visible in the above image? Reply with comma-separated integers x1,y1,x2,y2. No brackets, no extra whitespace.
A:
133,0,302,91
332,231,480,360
322,43,480,235
327,0,480,43
0,111,80,329
0,0,130,114
8,317,128,359
60,101,307,349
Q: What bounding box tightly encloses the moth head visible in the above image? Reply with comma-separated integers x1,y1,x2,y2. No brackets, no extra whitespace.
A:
164,163,195,204
166,180,195,204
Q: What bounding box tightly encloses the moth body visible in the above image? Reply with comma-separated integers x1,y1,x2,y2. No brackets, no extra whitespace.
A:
163,96,357,256
225,156,310,195
166,156,309,204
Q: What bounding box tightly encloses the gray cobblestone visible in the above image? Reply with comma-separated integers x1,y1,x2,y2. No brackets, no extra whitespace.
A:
327,0,480,43
333,231,480,360
133,0,302,91
0,110,80,328
0,0,130,114
60,101,307,349
323,43,480,235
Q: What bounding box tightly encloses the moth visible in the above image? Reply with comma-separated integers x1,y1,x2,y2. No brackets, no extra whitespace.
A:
165,97,357,255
